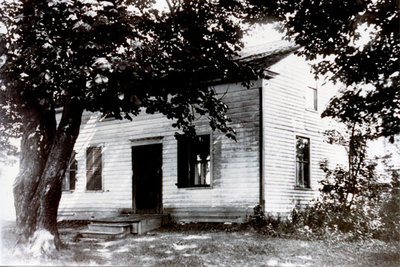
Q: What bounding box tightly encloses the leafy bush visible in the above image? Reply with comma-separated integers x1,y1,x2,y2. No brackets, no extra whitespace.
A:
287,127,392,240
248,128,398,241
248,205,296,237
378,170,400,241
288,163,399,241
249,164,397,241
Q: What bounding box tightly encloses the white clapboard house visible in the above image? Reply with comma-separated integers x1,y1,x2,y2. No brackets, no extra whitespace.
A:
58,41,339,223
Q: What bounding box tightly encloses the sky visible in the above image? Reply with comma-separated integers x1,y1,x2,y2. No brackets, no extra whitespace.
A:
243,23,284,46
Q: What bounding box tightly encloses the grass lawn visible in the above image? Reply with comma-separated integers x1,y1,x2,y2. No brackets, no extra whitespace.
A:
1,221,399,266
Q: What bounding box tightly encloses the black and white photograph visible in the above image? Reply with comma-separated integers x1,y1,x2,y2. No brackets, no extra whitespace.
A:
0,0,399,266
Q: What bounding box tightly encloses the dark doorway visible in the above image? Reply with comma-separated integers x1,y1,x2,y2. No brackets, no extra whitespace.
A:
132,144,162,214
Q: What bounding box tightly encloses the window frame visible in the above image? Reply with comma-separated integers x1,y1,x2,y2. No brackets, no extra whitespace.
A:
62,151,77,192
295,136,311,189
177,134,213,189
86,146,103,191
305,86,318,111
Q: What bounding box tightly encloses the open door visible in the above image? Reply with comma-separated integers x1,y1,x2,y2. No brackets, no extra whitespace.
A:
132,144,162,214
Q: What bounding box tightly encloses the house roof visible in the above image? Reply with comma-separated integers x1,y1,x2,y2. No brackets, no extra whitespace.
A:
239,40,298,79
205,40,297,86
240,40,296,60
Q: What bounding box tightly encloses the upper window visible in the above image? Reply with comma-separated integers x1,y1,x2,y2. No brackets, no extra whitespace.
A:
305,87,317,111
86,146,102,191
177,135,211,188
62,151,77,191
296,136,310,188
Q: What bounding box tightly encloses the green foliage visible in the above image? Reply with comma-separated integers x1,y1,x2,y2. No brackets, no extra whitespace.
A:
248,0,399,139
290,140,399,241
252,128,398,241
291,171,400,242
0,0,261,244
293,165,383,240
379,170,400,241
290,124,392,240
290,0,399,139
248,205,296,237
0,0,260,155
244,0,400,240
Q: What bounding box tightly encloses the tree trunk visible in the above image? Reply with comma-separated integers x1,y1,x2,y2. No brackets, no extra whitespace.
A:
13,106,56,244
13,98,83,253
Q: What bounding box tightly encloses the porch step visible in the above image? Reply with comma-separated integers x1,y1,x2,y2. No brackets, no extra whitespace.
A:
135,217,162,235
78,214,168,239
88,223,132,233
79,230,129,239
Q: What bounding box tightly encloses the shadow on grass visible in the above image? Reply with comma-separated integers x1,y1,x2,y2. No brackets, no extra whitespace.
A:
1,220,399,267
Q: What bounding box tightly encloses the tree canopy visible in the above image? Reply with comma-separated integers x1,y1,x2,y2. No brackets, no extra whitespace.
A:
0,0,256,145
0,0,398,252
250,0,399,140
0,0,259,250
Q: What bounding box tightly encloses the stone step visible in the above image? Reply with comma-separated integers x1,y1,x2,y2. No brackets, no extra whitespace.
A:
88,222,132,233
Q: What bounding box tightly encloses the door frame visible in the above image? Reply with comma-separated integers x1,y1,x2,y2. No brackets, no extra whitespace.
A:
130,137,163,214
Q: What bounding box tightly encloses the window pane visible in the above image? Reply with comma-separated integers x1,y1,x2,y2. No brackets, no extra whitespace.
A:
177,135,211,187
296,137,309,162
93,147,102,170
69,152,77,190
70,170,76,190
62,174,68,191
194,135,210,186
86,147,94,171
86,147,102,190
304,162,310,187
177,138,189,187
62,151,77,191
306,87,317,111
296,137,310,187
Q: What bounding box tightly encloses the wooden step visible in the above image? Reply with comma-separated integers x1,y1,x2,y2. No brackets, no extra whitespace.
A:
137,217,162,235
78,214,168,239
88,222,132,233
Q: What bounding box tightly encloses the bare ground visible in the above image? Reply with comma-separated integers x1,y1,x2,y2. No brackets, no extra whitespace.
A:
1,220,399,266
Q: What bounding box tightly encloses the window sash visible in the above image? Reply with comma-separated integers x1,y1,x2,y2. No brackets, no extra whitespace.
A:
62,151,77,191
86,147,102,191
306,87,317,111
177,135,211,188
296,161,310,187
296,137,310,188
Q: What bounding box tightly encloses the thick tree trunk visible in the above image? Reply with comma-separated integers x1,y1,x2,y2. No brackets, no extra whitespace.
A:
13,98,83,253
13,106,56,243
34,100,83,250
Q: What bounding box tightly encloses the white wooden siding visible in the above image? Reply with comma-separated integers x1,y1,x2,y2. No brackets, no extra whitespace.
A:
262,53,341,215
59,81,262,221
59,51,344,222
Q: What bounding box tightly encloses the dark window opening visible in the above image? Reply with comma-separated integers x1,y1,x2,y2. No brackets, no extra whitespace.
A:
62,151,77,191
177,135,211,188
86,146,102,191
296,136,310,188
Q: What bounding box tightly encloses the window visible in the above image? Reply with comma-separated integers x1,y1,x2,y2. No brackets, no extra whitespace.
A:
177,135,211,188
296,137,310,188
62,151,77,191
86,146,102,190
305,87,317,111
